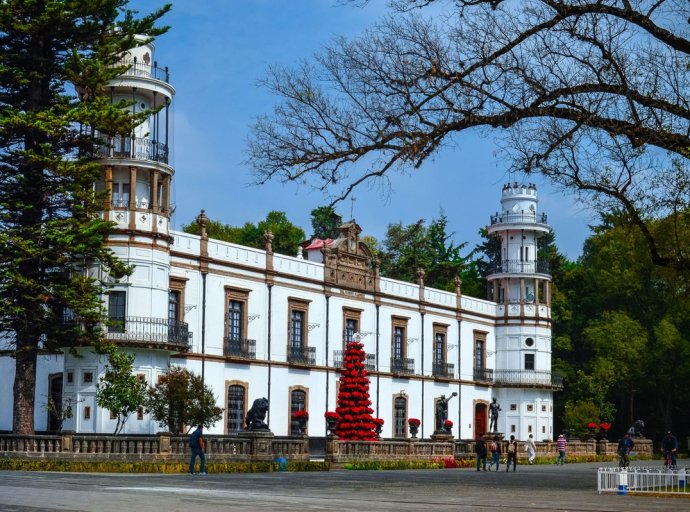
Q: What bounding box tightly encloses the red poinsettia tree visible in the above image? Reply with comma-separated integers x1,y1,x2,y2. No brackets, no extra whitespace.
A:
335,340,377,441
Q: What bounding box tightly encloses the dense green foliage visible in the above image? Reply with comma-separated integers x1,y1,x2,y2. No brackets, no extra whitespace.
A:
553,214,690,441
310,205,342,239
377,213,484,295
0,0,169,434
182,210,305,256
145,366,223,435
96,346,147,434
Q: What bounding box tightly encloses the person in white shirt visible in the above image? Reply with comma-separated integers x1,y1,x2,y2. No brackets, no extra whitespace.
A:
524,434,537,465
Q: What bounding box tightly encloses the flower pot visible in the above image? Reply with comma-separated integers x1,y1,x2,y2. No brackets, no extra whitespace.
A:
409,424,419,438
326,417,337,436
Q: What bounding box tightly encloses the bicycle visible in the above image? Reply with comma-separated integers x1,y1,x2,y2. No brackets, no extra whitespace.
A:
618,450,630,468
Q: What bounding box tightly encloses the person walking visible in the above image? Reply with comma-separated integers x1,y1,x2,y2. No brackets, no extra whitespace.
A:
661,431,678,467
489,435,501,471
506,435,518,471
475,437,488,471
617,432,635,467
189,424,207,475
555,434,567,465
525,434,536,465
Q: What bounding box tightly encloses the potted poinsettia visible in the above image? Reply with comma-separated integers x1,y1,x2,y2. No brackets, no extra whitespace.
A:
324,411,339,435
408,418,421,438
599,422,611,441
293,409,309,435
444,419,453,433
586,421,597,440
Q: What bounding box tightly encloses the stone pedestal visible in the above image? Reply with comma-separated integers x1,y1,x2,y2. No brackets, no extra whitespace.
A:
157,432,172,454
431,431,454,442
245,431,275,461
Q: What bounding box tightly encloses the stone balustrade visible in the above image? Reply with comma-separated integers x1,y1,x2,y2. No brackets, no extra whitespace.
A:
457,438,654,459
0,432,308,462
326,437,455,463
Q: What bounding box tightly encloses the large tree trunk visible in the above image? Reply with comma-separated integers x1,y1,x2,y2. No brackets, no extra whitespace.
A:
13,342,38,434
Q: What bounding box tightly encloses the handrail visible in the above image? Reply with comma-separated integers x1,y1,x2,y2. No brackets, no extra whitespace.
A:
333,350,376,371
490,212,548,225
95,135,169,164
118,58,170,83
225,338,256,359
105,316,191,348
487,259,551,275
432,362,455,378
287,345,316,365
390,357,415,375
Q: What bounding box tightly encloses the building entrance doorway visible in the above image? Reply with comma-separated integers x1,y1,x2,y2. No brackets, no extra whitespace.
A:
474,403,487,439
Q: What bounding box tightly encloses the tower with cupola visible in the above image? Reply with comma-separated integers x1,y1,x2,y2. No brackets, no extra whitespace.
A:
485,183,559,441
61,37,189,434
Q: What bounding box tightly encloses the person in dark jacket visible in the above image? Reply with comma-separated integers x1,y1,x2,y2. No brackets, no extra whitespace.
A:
506,435,518,471
189,424,206,475
661,431,678,467
475,437,487,471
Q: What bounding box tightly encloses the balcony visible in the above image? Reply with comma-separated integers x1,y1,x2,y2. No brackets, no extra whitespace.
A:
493,370,563,389
432,362,455,379
119,58,171,83
487,259,551,276
106,316,191,350
333,350,376,371
225,338,256,360
390,357,415,375
473,367,494,383
287,345,316,366
490,212,548,225
95,135,169,165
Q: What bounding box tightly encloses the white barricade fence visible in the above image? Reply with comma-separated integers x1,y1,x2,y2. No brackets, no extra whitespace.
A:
598,467,688,495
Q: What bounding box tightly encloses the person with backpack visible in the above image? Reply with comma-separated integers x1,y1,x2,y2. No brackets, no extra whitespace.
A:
189,424,206,475
475,437,488,471
489,435,501,471
506,435,518,471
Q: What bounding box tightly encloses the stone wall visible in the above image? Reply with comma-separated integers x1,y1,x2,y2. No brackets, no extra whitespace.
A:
326,437,454,463
0,432,309,462
456,438,654,459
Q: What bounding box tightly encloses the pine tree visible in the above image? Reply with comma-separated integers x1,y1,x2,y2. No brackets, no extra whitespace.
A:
335,340,377,441
0,1,170,434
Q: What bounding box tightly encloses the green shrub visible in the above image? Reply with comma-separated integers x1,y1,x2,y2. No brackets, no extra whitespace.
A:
343,460,444,470
0,459,328,474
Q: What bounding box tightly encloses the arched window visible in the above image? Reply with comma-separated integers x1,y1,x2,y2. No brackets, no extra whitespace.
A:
394,396,407,438
227,384,246,433
289,388,307,436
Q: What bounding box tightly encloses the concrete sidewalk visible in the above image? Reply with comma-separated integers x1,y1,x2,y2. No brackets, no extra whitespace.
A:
0,460,683,512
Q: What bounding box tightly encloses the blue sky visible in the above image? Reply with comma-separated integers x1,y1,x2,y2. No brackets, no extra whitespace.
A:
132,0,595,260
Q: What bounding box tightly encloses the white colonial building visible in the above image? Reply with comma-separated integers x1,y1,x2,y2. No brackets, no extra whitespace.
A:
0,39,560,441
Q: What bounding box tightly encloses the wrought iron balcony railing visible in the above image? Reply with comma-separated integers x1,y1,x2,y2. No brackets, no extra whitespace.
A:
432,362,455,379
119,58,171,83
333,350,376,371
390,357,415,375
487,259,551,276
287,345,316,365
96,135,169,164
106,316,191,349
225,338,256,359
493,370,563,388
490,212,548,225
473,367,494,383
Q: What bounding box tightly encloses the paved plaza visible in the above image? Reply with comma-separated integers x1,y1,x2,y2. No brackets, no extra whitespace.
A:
0,460,684,512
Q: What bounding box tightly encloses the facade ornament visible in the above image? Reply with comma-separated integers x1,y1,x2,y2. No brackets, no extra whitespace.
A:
264,230,274,254
195,209,209,240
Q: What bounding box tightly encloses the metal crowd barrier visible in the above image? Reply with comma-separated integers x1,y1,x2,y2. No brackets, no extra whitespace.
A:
598,466,688,495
